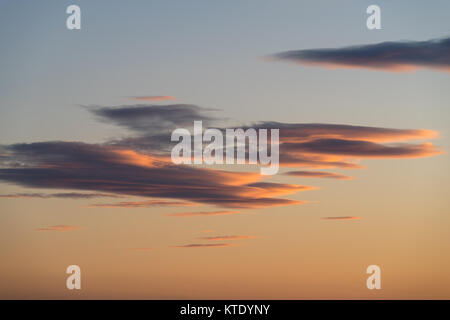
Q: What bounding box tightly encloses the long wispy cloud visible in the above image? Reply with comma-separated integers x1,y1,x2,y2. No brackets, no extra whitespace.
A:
166,210,241,217
284,171,352,180
133,96,176,101
35,225,81,232
271,36,450,72
88,199,196,208
0,192,122,199
197,235,255,241
322,216,361,221
174,243,235,248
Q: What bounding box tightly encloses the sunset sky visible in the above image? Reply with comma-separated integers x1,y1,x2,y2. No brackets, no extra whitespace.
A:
1,0,449,299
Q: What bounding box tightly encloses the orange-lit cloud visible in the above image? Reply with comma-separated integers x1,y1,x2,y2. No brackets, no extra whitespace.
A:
322,216,361,220
198,235,255,241
174,243,236,248
0,104,442,212
0,142,308,209
285,171,352,180
167,210,240,217
35,225,81,232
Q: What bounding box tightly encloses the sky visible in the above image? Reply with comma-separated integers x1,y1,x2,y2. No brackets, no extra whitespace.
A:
0,0,449,299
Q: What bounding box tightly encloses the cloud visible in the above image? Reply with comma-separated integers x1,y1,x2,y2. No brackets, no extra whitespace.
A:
88,199,196,208
167,210,240,217
89,104,219,134
322,216,361,220
0,192,122,199
282,139,440,159
197,235,255,241
0,105,441,212
284,171,352,180
35,225,80,232
271,36,450,72
252,122,437,143
133,96,176,101
129,248,154,251
0,142,310,209
174,243,235,248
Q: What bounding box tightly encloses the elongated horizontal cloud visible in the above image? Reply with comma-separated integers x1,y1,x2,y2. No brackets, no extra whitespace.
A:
35,225,80,232
133,96,176,101
88,199,196,208
271,36,450,72
90,104,219,134
283,139,440,159
0,142,308,209
174,243,235,248
322,216,361,221
0,192,122,199
167,210,240,217
198,235,255,241
0,104,441,212
86,105,440,169
285,171,352,180
252,122,437,143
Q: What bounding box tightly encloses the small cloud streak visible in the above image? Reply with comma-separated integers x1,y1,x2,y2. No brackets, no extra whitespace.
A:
133,96,176,101
284,171,352,180
174,243,235,248
35,225,81,232
0,192,122,199
167,210,240,217
89,200,196,208
197,235,255,241
271,36,450,72
322,216,361,221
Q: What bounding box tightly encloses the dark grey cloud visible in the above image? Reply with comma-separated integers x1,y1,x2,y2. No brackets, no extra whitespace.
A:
0,192,123,199
271,36,450,72
0,141,306,209
282,139,439,158
89,104,220,133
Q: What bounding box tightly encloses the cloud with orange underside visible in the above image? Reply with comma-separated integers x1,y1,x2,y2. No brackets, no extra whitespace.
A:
0,104,442,212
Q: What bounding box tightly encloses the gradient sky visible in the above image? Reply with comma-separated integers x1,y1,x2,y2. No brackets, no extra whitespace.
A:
1,0,450,299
